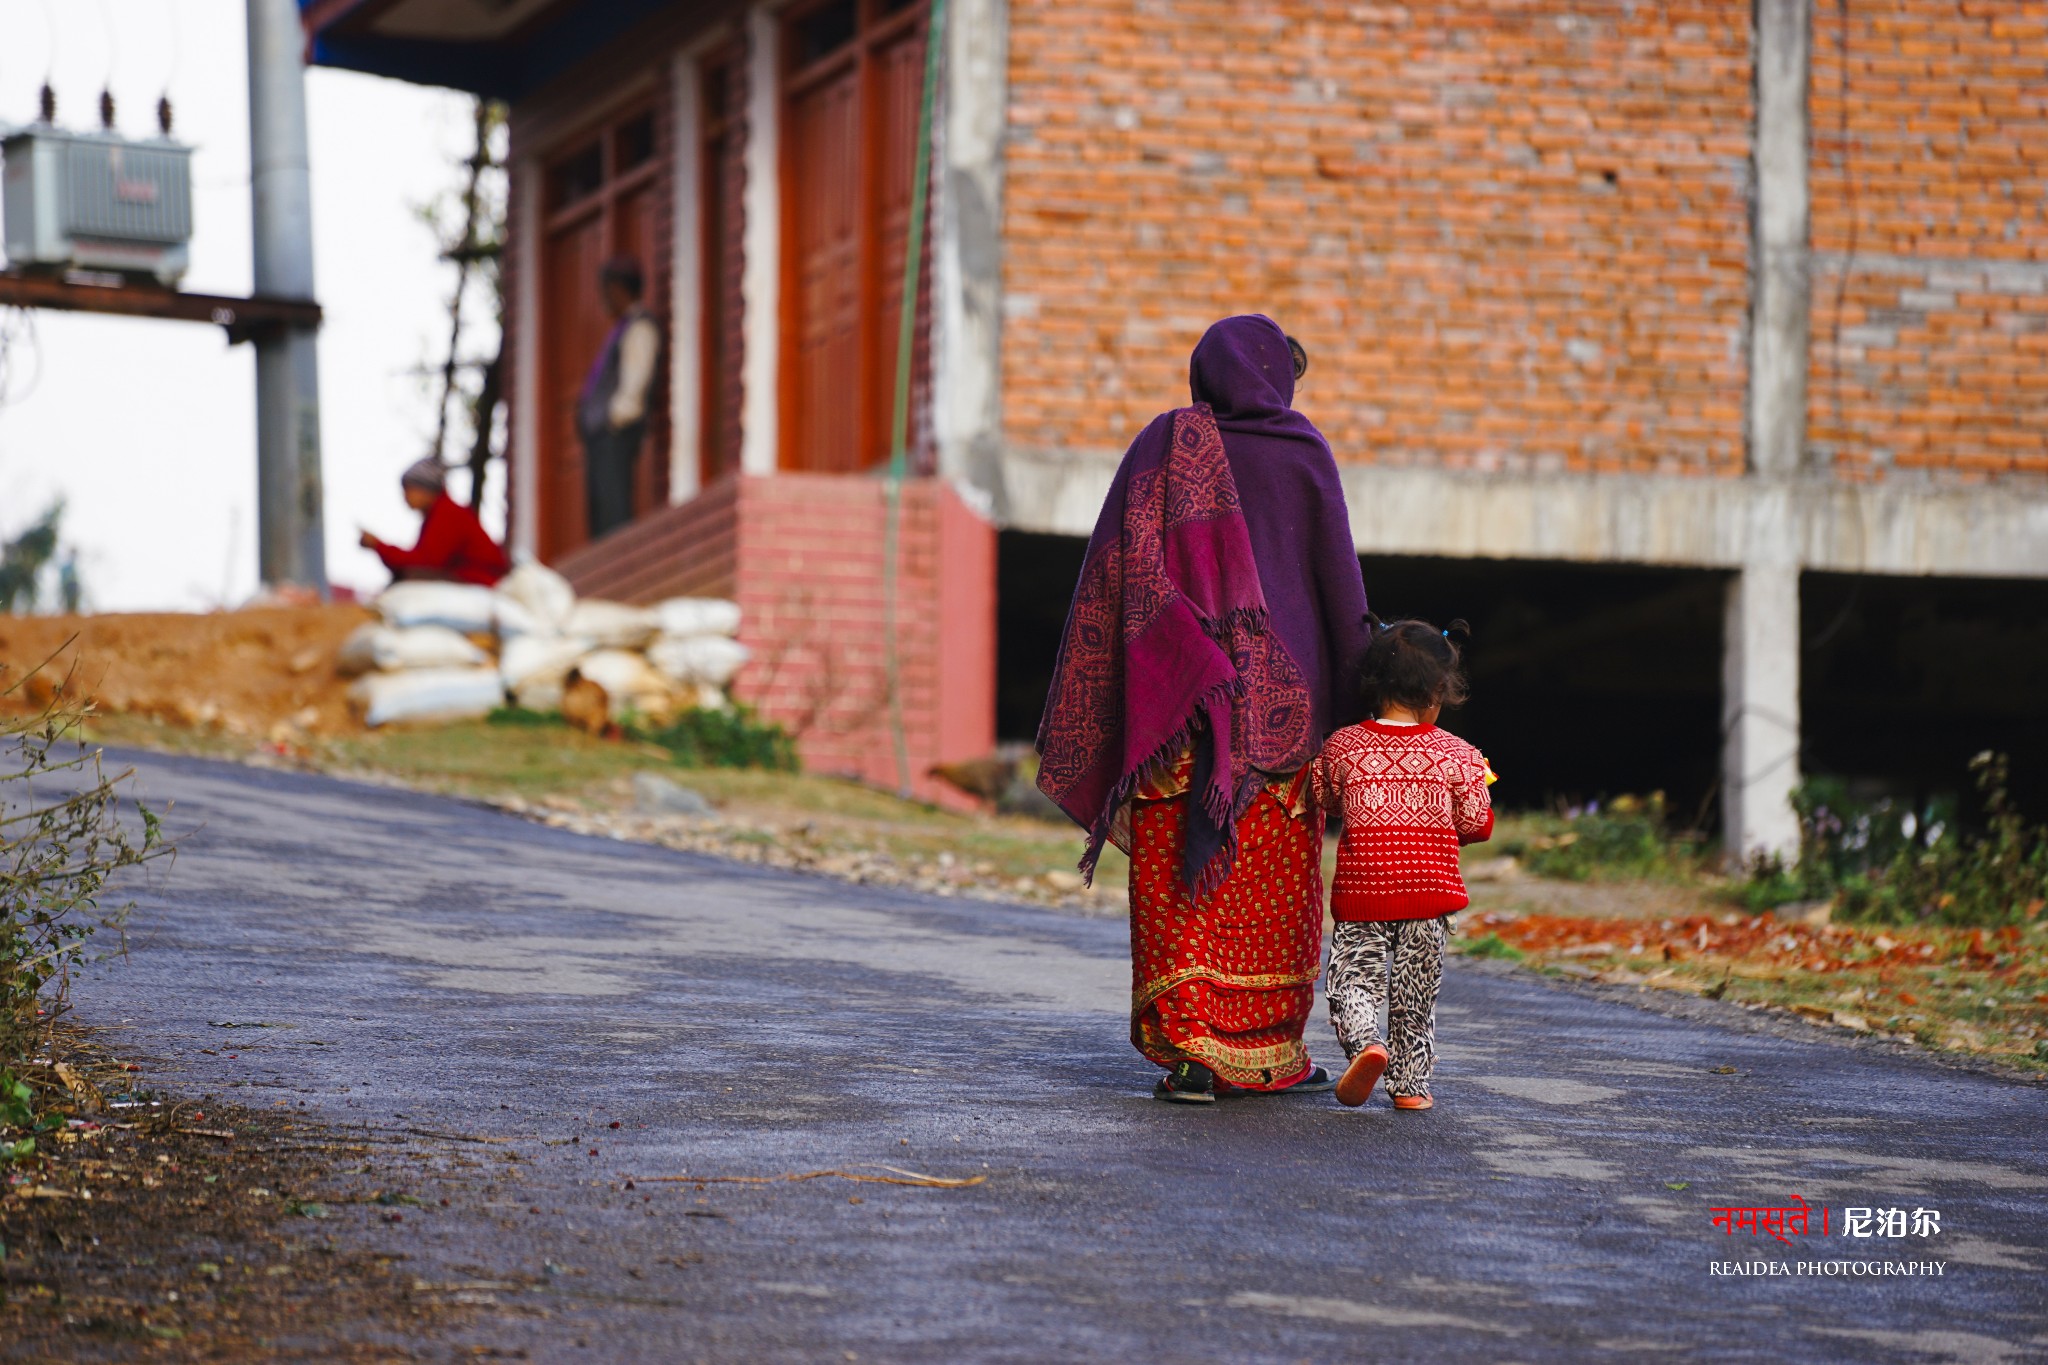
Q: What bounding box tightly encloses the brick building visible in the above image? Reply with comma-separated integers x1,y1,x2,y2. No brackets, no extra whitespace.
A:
303,0,2048,849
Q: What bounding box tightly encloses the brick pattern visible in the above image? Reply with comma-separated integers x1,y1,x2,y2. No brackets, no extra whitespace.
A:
1808,2,2048,480
556,475,996,808
556,477,741,602
1001,0,1753,476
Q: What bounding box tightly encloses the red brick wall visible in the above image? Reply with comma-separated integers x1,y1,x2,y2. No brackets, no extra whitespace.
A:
735,476,993,808
1002,0,1753,475
1808,2,2048,480
557,476,997,808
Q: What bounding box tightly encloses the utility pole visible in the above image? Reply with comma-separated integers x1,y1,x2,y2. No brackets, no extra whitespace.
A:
246,0,327,592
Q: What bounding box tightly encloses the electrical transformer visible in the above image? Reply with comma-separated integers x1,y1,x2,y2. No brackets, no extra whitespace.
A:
2,123,194,285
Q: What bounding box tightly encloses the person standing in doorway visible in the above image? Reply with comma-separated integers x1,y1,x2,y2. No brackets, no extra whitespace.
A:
578,256,660,541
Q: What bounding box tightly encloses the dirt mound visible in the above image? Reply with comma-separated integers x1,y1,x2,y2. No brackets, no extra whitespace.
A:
0,605,373,738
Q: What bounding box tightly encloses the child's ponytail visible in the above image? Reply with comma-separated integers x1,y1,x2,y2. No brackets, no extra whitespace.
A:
1357,616,1471,717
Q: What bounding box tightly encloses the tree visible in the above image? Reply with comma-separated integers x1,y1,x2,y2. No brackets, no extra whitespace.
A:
419,100,509,512
0,501,64,615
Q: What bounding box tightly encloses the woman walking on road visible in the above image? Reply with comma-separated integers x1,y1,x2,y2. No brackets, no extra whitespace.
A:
1036,315,1373,1103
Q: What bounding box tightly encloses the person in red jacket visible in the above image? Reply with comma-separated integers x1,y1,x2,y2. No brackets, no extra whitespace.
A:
360,458,510,587
1311,617,1495,1111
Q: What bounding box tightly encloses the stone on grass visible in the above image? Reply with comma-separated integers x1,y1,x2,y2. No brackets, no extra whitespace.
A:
632,771,714,819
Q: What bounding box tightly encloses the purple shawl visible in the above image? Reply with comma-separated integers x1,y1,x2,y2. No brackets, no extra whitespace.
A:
1037,315,1372,890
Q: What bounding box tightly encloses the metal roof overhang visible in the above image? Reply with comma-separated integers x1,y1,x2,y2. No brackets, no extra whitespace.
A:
298,0,691,99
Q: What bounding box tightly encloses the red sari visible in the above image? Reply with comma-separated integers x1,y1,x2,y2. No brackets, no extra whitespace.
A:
1128,763,1324,1090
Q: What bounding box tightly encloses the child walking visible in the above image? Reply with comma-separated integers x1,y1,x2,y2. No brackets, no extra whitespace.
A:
1310,618,1494,1109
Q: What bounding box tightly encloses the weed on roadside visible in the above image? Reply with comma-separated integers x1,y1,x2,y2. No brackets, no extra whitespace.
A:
3,663,170,1149
1499,794,1709,884
1456,909,2048,1069
1744,753,2048,927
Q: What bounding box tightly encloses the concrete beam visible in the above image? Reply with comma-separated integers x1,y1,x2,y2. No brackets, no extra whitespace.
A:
999,451,2048,581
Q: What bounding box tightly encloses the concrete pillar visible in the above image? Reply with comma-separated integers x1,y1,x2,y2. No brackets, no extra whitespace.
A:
1723,493,1803,861
932,0,1008,505
246,0,326,590
508,157,540,560
1747,0,1811,476
738,8,780,477
668,51,705,505
1723,0,1811,861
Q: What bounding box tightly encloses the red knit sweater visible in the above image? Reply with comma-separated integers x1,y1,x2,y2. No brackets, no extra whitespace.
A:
1310,720,1494,922
374,494,510,587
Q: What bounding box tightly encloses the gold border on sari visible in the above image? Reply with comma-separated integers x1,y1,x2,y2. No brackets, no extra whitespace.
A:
1132,964,1322,1016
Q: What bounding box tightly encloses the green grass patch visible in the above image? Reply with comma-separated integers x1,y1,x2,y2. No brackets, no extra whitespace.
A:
1459,932,1525,961
1497,793,1708,884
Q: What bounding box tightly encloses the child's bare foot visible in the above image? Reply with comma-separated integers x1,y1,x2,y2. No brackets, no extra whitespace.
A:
1336,1045,1388,1107
1392,1094,1433,1111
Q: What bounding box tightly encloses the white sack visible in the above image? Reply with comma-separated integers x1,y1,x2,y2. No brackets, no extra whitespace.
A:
499,634,594,691
376,581,497,635
654,597,742,639
572,649,670,699
647,635,751,687
349,666,504,727
491,593,543,640
572,649,676,722
496,561,577,632
337,624,488,676
511,677,566,714
563,599,661,649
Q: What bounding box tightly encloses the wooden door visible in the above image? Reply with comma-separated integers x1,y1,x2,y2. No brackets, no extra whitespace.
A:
541,204,608,560
787,69,864,472
870,20,931,471
780,0,932,475
535,104,662,562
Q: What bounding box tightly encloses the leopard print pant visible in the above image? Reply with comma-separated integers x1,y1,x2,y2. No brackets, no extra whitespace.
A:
1326,916,1451,1099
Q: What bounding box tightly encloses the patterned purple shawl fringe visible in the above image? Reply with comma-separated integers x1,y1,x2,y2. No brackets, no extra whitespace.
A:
1035,405,1314,893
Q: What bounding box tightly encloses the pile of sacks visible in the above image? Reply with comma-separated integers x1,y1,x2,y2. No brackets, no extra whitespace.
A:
340,562,749,728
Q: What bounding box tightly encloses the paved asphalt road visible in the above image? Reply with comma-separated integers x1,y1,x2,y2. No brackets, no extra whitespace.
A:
69,751,2048,1363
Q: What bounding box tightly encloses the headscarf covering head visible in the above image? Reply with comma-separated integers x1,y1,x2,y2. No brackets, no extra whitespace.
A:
1189,314,1296,417
401,457,448,494
1186,315,1325,450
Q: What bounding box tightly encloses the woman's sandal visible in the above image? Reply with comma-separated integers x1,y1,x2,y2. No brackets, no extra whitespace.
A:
1392,1094,1434,1111
1335,1045,1389,1108
1153,1060,1216,1104
1225,1065,1336,1097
